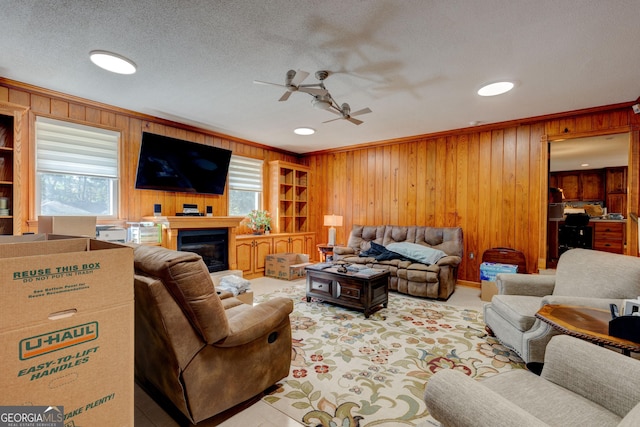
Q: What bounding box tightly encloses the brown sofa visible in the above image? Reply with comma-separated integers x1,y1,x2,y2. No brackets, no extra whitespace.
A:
333,225,463,299
132,244,293,424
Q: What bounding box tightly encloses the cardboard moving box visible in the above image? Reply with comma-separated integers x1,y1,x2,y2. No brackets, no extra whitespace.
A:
479,262,518,302
265,253,313,280
0,236,134,426
38,215,97,237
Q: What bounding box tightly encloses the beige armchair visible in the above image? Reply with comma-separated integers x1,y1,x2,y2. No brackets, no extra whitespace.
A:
424,335,640,426
484,248,640,364
132,245,293,424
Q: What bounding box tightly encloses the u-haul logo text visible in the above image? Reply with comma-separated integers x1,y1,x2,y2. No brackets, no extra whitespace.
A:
19,322,98,360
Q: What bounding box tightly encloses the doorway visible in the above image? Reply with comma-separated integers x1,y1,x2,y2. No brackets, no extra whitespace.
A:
542,131,638,268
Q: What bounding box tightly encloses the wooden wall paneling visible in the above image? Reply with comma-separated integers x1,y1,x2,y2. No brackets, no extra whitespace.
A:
515,125,531,271
490,130,504,248
374,146,385,225
8,88,29,106
382,145,392,225
444,137,457,227
397,142,409,224
455,134,469,280
357,150,368,225
628,129,639,256
466,133,480,279
69,103,85,121
433,138,445,226
0,86,8,101
425,139,437,226
477,131,493,263
30,94,50,114
501,127,517,248
528,123,544,272
51,99,69,117
367,148,377,223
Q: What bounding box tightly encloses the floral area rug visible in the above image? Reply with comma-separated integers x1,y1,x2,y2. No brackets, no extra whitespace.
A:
256,285,525,427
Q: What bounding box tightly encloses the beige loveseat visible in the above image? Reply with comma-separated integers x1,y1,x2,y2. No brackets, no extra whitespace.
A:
333,225,463,299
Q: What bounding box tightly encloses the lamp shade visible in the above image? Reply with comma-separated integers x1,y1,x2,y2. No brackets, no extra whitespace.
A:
323,215,343,227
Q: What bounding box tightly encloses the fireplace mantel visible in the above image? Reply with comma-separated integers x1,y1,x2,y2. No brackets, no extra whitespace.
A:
142,216,244,270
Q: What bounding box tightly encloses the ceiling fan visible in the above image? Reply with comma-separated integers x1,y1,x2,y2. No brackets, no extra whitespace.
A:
322,103,372,126
253,69,328,102
254,69,372,125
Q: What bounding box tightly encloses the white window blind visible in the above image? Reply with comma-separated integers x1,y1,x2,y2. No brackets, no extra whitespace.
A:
228,155,263,191
36,117,119,178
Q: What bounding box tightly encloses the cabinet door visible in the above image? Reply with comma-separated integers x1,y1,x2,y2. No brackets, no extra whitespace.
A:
235,240,254,275
289,235,305,254
606,167,627,194
558,173,580,200
272,236,290,253
606,194,627,215
304,234,316,260
254,238,272,273
581,171,604,201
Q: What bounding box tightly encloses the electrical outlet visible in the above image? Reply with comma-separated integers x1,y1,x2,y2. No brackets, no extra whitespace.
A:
469,252,474,259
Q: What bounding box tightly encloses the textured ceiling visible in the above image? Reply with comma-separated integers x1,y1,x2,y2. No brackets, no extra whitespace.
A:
2,0,640,154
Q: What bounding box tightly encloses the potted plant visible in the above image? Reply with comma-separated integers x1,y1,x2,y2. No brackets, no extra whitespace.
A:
245,209,272,234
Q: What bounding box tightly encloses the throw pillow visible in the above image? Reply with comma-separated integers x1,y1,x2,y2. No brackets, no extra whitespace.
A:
386,242,447,265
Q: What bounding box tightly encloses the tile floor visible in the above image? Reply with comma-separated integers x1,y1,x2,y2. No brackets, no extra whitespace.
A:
134,278,486,426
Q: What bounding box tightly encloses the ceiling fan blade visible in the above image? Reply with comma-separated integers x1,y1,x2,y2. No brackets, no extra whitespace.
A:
322,117,342,124
253,80,286,88
350,107,372,117
290,70,310,86
279,91,292,102
298,87,328,96
347,117,364,125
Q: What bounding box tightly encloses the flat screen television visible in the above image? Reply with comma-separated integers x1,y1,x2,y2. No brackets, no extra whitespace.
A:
135,132,232,195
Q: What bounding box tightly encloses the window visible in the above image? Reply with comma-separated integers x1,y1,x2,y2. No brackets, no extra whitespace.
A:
228,155,263,216
35,117,120,217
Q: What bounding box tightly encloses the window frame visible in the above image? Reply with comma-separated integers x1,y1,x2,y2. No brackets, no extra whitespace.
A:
227,155,264,216
34,116,122,220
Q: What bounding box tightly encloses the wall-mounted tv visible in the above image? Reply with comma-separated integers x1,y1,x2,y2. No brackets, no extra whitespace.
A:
135,132,232,195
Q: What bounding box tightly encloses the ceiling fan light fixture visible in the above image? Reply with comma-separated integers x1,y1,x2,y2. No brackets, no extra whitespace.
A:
90,50,137,74
477,81,514,97
311,97,332,110
294,127,315,136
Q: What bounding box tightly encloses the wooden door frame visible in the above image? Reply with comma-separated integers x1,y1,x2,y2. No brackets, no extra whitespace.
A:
538,127,639,269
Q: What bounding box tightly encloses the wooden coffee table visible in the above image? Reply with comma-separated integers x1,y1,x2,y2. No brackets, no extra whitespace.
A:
305,265,389,318
535,304,640,356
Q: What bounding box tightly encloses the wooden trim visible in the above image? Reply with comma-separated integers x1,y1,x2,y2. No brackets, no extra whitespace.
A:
0,77,302,158
303,102,638,157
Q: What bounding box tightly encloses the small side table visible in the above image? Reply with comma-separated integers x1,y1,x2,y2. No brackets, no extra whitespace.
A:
317,244,340,262
535,304,640,356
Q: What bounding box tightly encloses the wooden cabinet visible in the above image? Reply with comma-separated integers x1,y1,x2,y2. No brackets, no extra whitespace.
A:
269,160,310,233
0,102,27,236
606,194,626,216
593,222,625,254
581,171,604,201
235,235,272,277
557,173,580,201
606,167,627,194
236,232,316,278
605,167,627,215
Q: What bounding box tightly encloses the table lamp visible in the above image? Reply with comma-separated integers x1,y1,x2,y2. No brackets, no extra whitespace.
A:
323,214,343,246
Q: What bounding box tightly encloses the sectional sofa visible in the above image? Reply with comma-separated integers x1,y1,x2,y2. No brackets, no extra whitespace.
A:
332,225,463,299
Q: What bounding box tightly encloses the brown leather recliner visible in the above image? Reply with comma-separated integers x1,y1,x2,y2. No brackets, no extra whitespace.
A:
132,244,293,424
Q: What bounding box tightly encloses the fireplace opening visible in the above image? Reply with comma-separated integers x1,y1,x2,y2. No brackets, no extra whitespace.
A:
177,229,228,273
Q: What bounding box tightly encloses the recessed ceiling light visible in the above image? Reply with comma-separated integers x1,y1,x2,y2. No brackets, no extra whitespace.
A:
477,81,514,97
89,50,137,74
581,163,590,167
294,127,315,136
